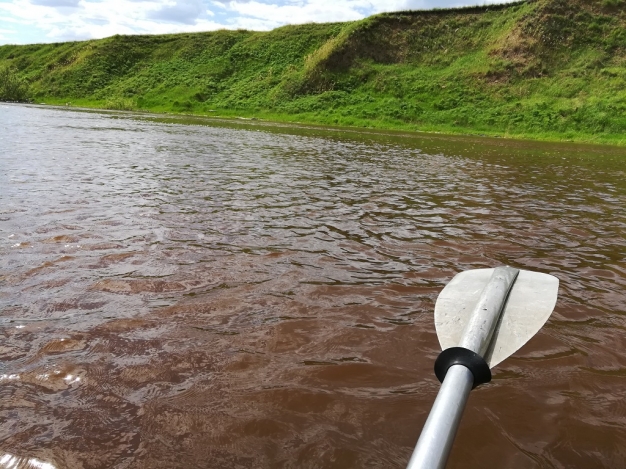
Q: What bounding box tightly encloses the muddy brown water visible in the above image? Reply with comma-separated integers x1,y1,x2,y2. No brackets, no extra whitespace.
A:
1,103,626,469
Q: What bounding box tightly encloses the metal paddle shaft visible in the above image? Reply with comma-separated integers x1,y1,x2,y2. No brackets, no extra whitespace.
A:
406,364,473,469
407,266,520,469
458,266,519,356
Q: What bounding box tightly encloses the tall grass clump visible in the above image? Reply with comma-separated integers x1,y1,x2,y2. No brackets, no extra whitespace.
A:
0,66,30,102
104,97,137,111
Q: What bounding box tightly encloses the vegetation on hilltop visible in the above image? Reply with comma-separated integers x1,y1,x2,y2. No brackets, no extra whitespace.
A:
1,0,626,144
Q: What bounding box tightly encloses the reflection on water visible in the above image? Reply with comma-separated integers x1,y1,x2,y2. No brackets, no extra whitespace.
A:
1,104,626,468
0,452,56,469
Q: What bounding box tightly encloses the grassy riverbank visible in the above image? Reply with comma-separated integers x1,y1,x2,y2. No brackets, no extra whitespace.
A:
2,0,626,145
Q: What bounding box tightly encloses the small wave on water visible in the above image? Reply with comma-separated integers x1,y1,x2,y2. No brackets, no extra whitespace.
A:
1,104,626,468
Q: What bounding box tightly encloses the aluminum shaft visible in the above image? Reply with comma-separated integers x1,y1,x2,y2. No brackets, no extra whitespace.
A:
406,365,473,469
459,266,519,357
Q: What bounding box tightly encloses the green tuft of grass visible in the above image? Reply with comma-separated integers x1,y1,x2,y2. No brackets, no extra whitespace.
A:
104,97,137,111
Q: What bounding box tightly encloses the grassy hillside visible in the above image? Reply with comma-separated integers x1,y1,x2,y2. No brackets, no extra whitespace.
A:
2,0,626,144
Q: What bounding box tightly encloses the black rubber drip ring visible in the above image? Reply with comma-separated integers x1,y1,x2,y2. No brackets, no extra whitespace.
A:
434,347,491,389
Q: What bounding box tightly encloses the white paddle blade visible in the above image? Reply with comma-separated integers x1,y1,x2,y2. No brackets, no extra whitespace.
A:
434,268,559,368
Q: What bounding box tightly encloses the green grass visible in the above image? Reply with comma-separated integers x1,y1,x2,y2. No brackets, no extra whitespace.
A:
2,0,626,145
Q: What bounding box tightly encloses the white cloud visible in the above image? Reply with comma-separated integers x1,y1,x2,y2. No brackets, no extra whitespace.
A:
148,0,213,25
0,0,522,45
0,28,16,40
0,0,226,42
226,0,370,26
30,0,81,6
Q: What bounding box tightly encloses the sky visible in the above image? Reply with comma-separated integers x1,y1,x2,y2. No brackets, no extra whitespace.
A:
0,0,516,46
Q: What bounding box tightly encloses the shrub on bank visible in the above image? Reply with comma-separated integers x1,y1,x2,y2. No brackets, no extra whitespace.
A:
0,66,30,102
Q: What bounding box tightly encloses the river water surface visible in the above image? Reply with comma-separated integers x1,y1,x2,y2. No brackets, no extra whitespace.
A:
1,104,626,469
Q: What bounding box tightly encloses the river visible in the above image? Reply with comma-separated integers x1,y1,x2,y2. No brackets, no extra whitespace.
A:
1,103,626,469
